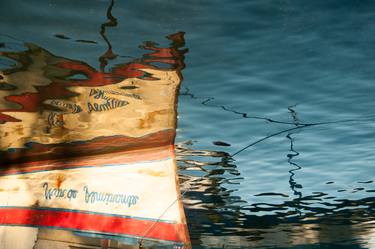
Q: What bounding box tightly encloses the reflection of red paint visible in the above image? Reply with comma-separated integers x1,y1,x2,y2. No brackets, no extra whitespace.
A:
0,32,186,123
0,83,77,121
0,207,190,244
0,113,19,123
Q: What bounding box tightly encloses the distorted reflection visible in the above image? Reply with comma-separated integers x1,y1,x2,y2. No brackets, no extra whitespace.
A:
0,30,190,248
0,31,186,164
1,1,374,248
176,140,375,248
176,137,375,249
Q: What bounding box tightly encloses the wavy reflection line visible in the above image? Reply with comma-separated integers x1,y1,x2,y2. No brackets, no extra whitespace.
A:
287,134,302,199
286,105,303,216
99,0,118,72
180,86,298,125
181,87,375,158
287,104,300,126
181,86,375,129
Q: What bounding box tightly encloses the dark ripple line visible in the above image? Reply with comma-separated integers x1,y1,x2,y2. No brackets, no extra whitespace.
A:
254,192,289,197
358,180,373,184
180,86,298,125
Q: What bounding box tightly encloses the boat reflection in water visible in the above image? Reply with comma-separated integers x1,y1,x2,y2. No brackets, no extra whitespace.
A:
0,32,190,248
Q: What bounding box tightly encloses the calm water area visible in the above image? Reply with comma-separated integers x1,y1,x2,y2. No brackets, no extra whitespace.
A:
1,0,375,248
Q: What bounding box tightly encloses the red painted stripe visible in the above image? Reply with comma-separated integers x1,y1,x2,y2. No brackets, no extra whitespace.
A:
0,208,189,243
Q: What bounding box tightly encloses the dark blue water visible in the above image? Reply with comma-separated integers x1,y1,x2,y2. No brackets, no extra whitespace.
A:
1,0,375,248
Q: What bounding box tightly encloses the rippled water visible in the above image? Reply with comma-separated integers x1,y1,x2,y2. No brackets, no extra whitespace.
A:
1,0,375,248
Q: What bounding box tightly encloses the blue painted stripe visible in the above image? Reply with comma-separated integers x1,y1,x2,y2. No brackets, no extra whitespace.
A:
74,231,185,247
0,224,185,245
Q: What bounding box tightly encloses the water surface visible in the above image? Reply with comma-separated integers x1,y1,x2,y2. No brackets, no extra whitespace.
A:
1,0,375,248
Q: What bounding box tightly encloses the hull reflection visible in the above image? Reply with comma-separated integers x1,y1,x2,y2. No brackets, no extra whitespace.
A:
0,32,190,249
0,32,185,164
